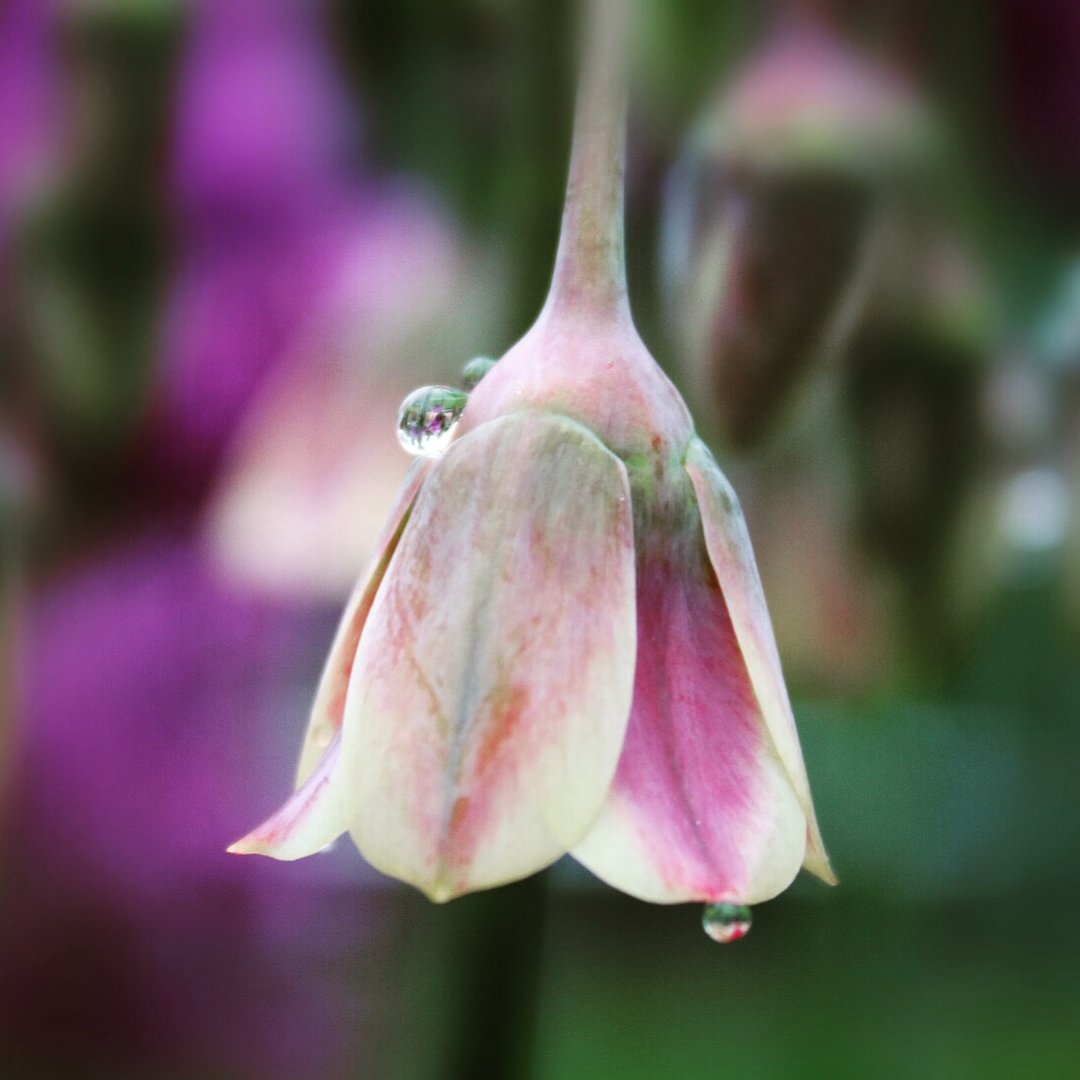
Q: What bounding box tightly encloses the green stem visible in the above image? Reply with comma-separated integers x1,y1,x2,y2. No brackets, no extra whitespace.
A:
448,873,550,1080
544,0,632,324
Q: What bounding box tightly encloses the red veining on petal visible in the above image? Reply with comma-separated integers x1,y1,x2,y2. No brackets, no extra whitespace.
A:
437,683,529,890
345,414,637,899
426,483,628,892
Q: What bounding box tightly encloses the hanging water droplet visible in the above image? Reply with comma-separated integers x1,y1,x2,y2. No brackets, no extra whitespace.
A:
396,385,468,458
702,903,752,943
462,355,497,390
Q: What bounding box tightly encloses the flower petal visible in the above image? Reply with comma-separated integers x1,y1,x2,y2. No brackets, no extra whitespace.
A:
294,457,432,787
228,732,345,859
572,496,807,904
229,459,432,861
684,436,836,884
339,412,637,901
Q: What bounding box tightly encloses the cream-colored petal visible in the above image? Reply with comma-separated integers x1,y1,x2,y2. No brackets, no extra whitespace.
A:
340,412,637,900
685,436,836,884
294,458,432,787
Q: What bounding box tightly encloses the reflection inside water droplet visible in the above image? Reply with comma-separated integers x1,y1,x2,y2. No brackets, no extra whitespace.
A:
702,902,752,943
462,356,497,391
396,385,468,458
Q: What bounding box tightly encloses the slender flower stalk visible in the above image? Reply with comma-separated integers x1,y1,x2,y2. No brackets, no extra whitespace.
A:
231,0,835,916
545,0,630,323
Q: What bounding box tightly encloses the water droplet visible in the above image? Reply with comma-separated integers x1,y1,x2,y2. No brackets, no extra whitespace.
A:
397,385,468,458
702,903,752,943
462,356,497,390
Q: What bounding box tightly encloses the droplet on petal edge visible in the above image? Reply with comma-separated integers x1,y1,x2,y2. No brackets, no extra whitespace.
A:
462,355,497,391
396,386,468,458
702,903,752,943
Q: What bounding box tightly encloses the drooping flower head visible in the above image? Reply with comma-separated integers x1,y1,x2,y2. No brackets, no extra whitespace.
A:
232,0,835,918
662,6,931,450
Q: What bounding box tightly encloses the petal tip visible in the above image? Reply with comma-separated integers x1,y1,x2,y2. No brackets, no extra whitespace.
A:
804,847,839,887
226,833,268,857
426,881,457,904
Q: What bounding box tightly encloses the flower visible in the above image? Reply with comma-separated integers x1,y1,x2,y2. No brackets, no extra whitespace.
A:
151,0,373,488
661,9,930,449
199,186,494,603
231,0,835,907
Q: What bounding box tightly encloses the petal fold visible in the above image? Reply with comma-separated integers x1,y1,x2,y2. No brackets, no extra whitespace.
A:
294,458,432,787
340,412,637,900
572,492,807,904
684,436,836,884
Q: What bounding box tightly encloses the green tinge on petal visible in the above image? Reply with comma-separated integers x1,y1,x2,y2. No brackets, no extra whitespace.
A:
294,458,432,787
684,437,836,885
339,412,637,901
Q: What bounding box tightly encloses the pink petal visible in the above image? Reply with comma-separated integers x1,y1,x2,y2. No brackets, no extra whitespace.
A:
293,457,432,787
338,412,637,901
684,436,836,884
228,732,345,859
228,459,432,861
572,491,807,904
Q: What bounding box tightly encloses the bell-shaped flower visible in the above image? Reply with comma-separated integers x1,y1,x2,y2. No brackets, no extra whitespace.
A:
231,2,835,908
662,7,931,450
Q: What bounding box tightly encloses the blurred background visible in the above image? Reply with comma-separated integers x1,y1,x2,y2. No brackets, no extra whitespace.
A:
1,0,1078,1076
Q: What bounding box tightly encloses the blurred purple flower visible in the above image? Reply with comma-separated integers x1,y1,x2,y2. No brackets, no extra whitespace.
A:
150,0,362,486
148,0,488,525
0,0,62,246
0,535,391,1077
154,215,355,485
200,184,487,602
170,0,353,219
